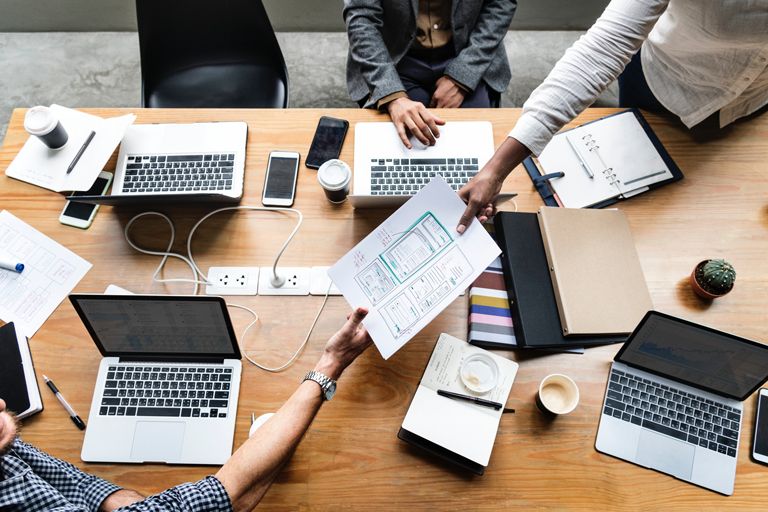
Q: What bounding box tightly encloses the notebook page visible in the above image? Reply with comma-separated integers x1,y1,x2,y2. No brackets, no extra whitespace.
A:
573,111,672,194
537,131,620,208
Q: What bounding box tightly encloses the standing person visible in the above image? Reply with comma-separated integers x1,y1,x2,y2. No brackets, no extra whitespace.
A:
456,0,768,232
344,0,517,148
0,308,373,511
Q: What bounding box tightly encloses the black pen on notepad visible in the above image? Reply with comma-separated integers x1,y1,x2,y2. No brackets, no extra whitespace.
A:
66,130,96,174
437,389,504,410
43,375,86,430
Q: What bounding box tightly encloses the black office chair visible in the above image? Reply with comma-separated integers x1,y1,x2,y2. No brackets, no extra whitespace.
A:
136,0,289,108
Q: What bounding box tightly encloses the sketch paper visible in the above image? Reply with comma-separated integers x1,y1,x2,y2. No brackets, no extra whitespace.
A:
5,105,135,192
328,177,500,359
0,210,92,337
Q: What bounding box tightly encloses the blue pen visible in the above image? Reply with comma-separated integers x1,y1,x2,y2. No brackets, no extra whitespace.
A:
0,257,24,273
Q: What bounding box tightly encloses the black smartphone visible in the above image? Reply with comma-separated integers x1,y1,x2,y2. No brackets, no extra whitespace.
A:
305,116,349,169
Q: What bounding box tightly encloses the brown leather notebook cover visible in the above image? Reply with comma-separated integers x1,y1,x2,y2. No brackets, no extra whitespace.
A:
537,207,653,335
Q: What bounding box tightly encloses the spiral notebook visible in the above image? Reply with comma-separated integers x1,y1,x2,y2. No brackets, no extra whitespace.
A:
525,109,683,208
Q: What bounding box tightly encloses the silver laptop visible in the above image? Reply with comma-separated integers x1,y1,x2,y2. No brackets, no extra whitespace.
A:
69,294,242,465
68,121,247,205
596,311,768,495
349,121,494,208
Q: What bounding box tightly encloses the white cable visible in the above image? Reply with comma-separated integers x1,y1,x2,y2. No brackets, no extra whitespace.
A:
124,206,324,373
234,284,332,373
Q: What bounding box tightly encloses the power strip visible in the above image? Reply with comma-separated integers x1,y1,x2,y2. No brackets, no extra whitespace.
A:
205,267,260,295
258,267,311,296
205,266,341,296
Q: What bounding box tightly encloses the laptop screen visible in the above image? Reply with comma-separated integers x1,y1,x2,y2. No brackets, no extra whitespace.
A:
70,295,240,359
616,312,768,400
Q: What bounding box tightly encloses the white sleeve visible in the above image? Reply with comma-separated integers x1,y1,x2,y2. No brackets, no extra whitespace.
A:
510,0,670,156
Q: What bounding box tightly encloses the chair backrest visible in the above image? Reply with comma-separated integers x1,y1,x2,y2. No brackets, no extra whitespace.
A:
136,0,288,105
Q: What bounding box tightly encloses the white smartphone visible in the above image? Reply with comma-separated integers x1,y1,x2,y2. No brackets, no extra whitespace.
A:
59,171,113,229
752,388,768,465
262,151,300,207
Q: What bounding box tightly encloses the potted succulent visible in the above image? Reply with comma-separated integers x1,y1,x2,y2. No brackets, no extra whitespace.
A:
690,259,736,299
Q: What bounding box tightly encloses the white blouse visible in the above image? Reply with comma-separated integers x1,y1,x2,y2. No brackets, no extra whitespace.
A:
510,0,768,156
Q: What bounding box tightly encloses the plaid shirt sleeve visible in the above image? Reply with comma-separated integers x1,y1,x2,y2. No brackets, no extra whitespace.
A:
3,439,121,511
116,476,232,512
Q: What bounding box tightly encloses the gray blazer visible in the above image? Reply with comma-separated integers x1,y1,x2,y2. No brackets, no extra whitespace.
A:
344,0,517,107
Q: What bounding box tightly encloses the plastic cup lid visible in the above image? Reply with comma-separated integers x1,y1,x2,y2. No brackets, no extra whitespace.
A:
24,106,58,135
318,159,351,191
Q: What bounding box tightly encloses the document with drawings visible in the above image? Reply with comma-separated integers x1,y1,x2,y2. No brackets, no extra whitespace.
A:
0,210,91,337
328,177,500,359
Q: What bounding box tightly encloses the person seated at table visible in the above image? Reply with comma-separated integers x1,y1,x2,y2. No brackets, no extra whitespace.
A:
456,0,768,233
0,308,373,512
344,0,517,148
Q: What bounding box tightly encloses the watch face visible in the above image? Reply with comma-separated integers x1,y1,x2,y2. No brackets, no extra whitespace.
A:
325,381,337,401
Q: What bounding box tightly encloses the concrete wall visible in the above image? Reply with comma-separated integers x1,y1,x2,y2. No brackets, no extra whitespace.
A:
0,0,609,32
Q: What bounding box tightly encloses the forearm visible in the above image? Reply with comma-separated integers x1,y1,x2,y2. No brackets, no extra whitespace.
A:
100,489,145,511
215,380,325,511
343,1,404,102
511,0,668,155
484,137,531,181
444,0,517,91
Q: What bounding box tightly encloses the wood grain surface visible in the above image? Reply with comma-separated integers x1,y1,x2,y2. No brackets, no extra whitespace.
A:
1,107,767,510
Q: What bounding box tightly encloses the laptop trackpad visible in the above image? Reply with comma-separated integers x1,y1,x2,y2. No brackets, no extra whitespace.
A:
131,422,185,462
635,429,694,479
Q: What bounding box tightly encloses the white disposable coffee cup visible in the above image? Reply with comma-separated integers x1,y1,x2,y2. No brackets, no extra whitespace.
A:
317,159,352,203
536,374,579,416
24,106,69,149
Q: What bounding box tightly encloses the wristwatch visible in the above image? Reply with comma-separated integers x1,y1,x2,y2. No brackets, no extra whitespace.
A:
303,370,337,401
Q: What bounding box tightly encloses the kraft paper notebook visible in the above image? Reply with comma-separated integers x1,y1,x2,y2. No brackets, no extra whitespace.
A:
537,207,653,336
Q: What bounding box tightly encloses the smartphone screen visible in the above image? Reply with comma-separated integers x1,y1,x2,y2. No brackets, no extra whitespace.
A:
63,176,110,220
755,391,768,457
264,155,299,204
305,117,349,169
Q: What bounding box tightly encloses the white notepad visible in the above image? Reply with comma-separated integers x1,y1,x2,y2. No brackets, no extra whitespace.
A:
538,110,674,208
401,333,518,468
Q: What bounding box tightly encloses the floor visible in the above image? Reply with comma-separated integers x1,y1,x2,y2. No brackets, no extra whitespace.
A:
0,31,617,141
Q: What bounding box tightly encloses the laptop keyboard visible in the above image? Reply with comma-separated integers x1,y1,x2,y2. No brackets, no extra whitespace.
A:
121,153,235,193
603,368,741,457
98,363,233,419
369,157,479,195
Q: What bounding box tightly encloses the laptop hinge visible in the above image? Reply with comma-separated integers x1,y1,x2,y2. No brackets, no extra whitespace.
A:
118,356,226,364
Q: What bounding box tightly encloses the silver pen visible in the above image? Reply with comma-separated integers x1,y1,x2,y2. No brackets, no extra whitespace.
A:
566,136,594,179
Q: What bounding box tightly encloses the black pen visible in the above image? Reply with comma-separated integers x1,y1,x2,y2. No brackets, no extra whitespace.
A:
43,375,86,430
66,130,96,174
437,389,503,410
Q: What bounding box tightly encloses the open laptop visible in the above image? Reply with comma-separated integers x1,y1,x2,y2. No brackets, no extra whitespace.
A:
349,121,494,208
69,294,242,465
596,310,768,495
67,121,248,205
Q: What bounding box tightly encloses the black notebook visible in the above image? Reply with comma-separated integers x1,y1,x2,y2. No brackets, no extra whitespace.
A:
493,212,625,348
0,322,43,419
523,109,683,208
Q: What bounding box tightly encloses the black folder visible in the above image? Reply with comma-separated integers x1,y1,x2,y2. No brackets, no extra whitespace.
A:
0,322,42,418
493,212,625,348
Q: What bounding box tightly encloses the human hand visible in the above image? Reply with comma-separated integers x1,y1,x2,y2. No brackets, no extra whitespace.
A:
387,97,446,149
430,76,466,109
457,168,504,234
314,308,373,380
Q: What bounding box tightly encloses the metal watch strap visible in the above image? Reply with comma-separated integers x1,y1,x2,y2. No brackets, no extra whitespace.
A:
303,370,336,400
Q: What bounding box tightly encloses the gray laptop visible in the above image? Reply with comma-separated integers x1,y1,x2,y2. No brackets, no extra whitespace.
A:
67,121,247,205
596,311,768,495
69,294,242,465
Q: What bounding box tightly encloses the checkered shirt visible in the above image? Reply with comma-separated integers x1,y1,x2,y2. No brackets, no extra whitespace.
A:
0,438,233,511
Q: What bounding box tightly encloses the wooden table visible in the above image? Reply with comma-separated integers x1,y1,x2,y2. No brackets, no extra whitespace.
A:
2,107,767,510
